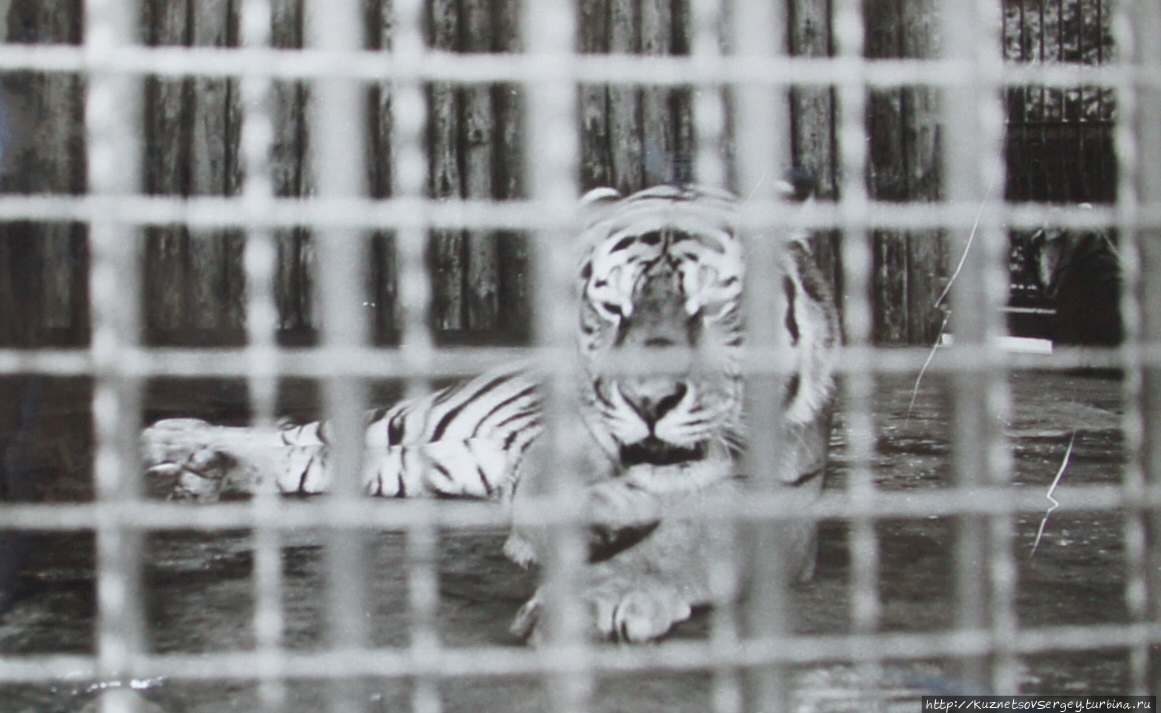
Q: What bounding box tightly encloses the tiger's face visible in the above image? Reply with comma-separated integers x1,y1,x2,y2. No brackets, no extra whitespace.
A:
508,185,840,638
574,185,836,476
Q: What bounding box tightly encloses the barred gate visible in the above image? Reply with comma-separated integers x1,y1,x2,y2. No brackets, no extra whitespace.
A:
1003,0,1118,339
0,0,1159,712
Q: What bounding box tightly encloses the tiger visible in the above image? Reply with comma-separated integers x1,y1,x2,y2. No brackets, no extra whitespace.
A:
140,183,840,643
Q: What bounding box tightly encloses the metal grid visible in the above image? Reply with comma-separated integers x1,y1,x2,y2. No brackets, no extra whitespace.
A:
1004,0,1117,338
1003,0,1116,205
0,0,1158,712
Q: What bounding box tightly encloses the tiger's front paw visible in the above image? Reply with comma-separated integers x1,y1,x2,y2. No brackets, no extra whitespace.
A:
141,419,235,502
594,586,692,643
141,418,279,501
510,582,692,645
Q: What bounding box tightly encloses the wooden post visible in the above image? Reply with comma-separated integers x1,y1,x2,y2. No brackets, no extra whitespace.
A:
788,0,842,302
461,0,499,331
579,0,612,190
2,0,86,346
639,0,673,186
141,1,190,344
493,0,529,340
608,0,644,193
428,0,465,332
271,0,314,342
789,0,836,199
141,0,244,346
186,0,243,341
899,0,945,345
865,0,945,345
367,0,398,343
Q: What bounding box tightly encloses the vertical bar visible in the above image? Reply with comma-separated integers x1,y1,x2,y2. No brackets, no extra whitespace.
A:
975,0,1019,695
240,0,286,709
1137,15,1161,696
1135,0,1161,687
305,2,369,710
390,1,441,711
84,2,145,710
691,0,727,190
305,0,370,474
1109,0,1145,683
706,518,743,713
522,0,587,711
391,0,433,361
690,7,740,711
730,1,793,710
940,0,1012,694
834,0,882,707
1114,0,1161,693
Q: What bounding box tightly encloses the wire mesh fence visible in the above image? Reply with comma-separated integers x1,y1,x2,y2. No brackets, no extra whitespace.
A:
0,0,1159,712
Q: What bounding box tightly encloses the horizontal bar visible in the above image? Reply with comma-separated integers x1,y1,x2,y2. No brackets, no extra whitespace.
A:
0,483,1153,532
0,343,1156,378
0,622,1157,683
0,44,1146,89
0,195,1150,233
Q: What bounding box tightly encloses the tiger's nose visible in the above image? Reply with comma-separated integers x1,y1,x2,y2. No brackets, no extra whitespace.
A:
621,380,689,426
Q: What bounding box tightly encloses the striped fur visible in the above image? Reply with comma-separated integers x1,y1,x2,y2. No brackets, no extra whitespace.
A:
142,365,540,502
274,366,542,498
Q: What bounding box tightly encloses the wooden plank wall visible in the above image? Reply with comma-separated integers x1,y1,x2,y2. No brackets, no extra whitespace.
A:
865,0,947,345
141,0,245,346
0,0,950,348
789,0,842,306
0,0,86,348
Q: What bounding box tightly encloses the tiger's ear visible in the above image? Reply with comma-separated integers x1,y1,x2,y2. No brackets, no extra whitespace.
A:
579,187,624,230
581,186,622,206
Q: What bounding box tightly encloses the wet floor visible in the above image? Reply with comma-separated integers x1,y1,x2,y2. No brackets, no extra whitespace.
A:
0,369,1138,712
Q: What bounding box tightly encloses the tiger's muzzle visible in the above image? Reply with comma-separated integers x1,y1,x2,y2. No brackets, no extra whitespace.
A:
617,377,701,464
618,378,689,427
